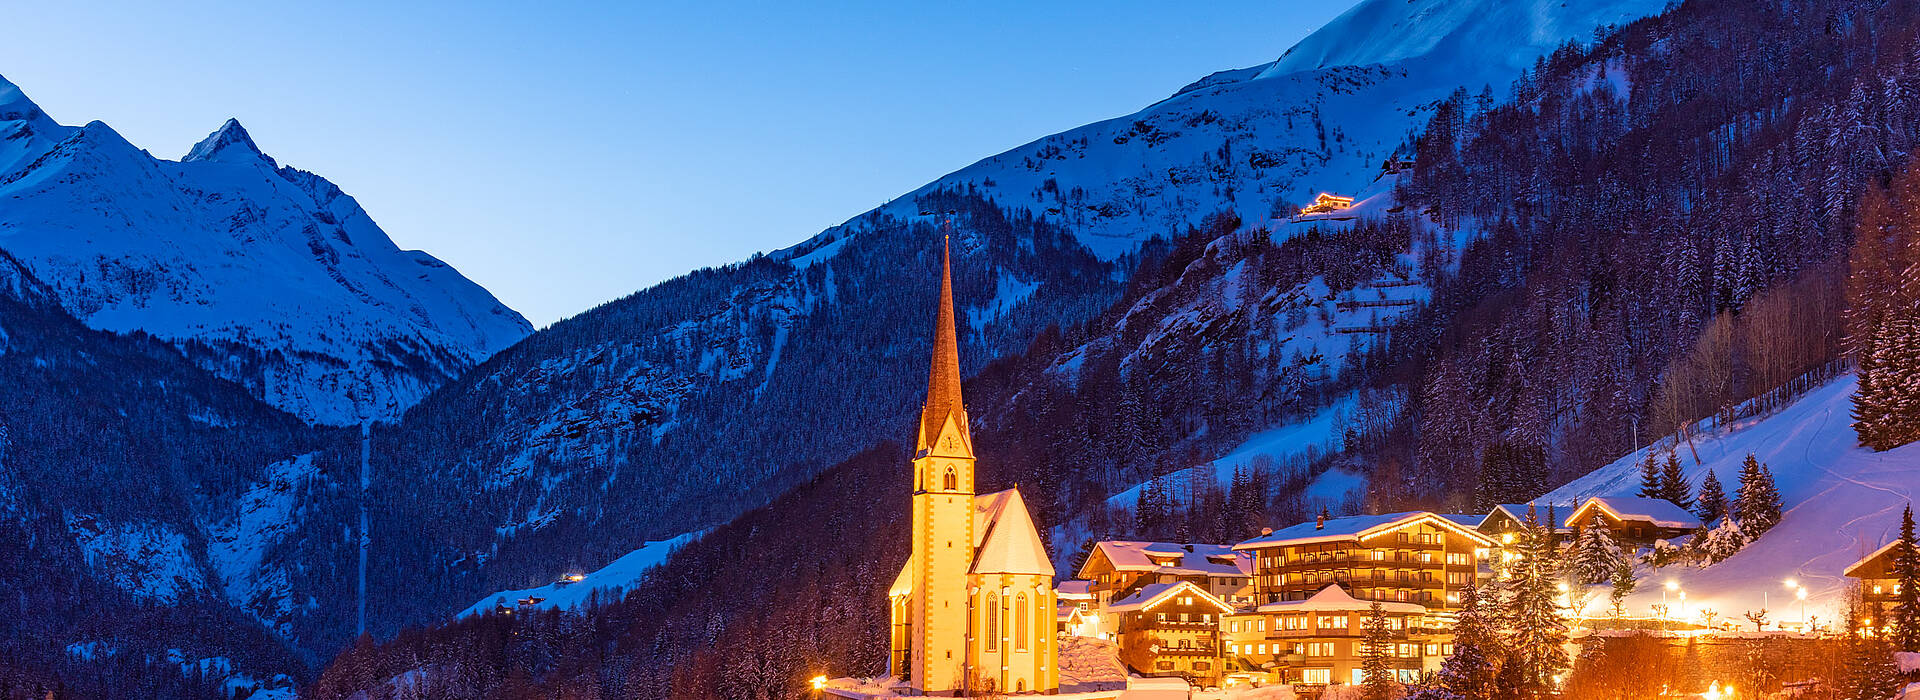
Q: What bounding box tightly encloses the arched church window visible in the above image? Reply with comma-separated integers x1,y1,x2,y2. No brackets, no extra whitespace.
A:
985,592,999,651
944,468,957,491
1015,593,1029,651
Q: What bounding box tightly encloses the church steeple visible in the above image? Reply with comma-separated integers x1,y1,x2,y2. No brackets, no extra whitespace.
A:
917,236,970,455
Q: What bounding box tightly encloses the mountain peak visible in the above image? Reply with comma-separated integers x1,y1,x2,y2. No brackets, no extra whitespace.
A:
0,72,50,125
183,118,274,165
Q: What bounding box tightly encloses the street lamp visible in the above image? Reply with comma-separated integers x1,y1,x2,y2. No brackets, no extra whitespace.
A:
1796,587,1808,628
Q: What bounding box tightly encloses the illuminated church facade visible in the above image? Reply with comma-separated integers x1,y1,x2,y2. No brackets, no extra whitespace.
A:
888,239,1059,696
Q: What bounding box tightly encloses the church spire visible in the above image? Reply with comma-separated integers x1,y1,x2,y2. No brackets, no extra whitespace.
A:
918,236,968,453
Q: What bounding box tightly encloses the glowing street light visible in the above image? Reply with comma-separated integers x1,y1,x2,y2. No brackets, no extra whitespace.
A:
810,675,828,694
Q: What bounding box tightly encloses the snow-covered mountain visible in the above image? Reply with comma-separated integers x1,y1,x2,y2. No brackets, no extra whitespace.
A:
0,74,531,424
777,0,1668,263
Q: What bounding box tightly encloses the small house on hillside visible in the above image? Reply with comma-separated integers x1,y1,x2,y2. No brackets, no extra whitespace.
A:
1563,496,1703,549
1299,193,1355,216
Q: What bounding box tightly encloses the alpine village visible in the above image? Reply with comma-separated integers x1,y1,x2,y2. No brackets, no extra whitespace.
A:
12,0,1920,699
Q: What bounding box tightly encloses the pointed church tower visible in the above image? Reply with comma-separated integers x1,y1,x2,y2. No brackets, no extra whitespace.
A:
888,238,1057,696
903,237,976,693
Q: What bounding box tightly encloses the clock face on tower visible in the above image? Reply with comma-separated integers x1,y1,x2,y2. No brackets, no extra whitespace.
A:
943,435,958,451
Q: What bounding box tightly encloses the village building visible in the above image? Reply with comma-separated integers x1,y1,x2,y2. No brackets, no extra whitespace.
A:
1055,580,1098,638
1562,496,1703,551
1299,193,1356,216
1475,503,1573,540
887,240,1058,696
1078,541,1253,613
1222,585,1443,688
1104,580,1235,687
1843,539,1911,629
1232,511,1496,611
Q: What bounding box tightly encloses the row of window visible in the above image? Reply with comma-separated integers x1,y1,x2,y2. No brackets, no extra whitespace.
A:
981,591,1031,653
1230,641,1455,658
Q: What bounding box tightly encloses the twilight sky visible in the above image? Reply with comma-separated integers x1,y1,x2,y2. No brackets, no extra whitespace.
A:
0,1,1356,326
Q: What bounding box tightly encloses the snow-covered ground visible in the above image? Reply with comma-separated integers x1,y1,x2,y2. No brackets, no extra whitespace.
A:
1105,396,1354,511
1546,374,1920,627
457,531,700,617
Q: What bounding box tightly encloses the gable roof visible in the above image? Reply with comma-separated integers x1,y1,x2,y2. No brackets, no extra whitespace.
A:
1056,579,1093,599
1106,580,1235,614
1081,541,1251,579
1233,511,1497,550
1256,584,1428,615
1844,539,1907,578
1478,503,1577,532
971,489,1056,576
1567,496,1703,530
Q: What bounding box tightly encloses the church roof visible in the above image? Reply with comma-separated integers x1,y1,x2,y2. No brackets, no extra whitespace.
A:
971,489,1056,576
917,236,969,453
1256,584,1427,615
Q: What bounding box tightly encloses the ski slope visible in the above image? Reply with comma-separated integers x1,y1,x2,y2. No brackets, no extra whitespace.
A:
457,531,700,618
1546,375,1920,625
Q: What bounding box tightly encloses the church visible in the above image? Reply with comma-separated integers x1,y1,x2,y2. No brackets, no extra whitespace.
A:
888,239,1059,696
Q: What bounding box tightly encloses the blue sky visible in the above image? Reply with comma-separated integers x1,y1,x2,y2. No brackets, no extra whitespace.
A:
1,1,1356,326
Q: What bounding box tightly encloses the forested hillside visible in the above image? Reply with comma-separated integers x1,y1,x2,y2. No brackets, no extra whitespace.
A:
0,248,340,698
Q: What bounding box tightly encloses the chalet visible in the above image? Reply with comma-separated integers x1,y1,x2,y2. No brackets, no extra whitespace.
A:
1105,580,1235,687
1233,511,1496,612
1476,503,1574,539
1299,193,1355,216
1223,585,1444,688
1844,539,1912,627
1079,541,1253,611
1563,496,1703,550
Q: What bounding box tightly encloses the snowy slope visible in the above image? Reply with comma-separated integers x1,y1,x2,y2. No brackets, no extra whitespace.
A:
1545,375,1920,625
456,531,699,618
776,0,1668,264
0,74,531,423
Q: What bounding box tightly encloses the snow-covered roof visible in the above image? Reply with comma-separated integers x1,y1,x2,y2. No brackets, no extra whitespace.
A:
1056,579,1093,599
1477,503,1576,532
1234,511,1496,550
1106,580,1234,614
1082,540,1251,579
1844,540,1905,579
1566,496,1703,530
970,489,1056,576
890,556,914,597
1255,584,1427,615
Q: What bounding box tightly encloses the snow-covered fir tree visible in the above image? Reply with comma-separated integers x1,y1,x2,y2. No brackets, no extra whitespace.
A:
1694,469,1726,522
1847,170,1920,451
1689,517,1750,565
1570,514,1625,584
1502,508,1569,697
1361,601,1397,700
1409,583,1497,700
1733,454,1782,536
1893,504,1920,653
1608,555,1637,617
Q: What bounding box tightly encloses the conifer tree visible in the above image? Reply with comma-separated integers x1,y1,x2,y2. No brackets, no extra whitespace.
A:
1608,554,1637,617
1733,454,1782,537
1690,517,1750,565
1842,598,1902,700
1409,583,1497,700
1503,507,1569,697
1658,453,1693,510
1636,452,1662,499
1570,514,1624,585
1361,601,1397,700
1694,469,1726,523
1892,504,1920,653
